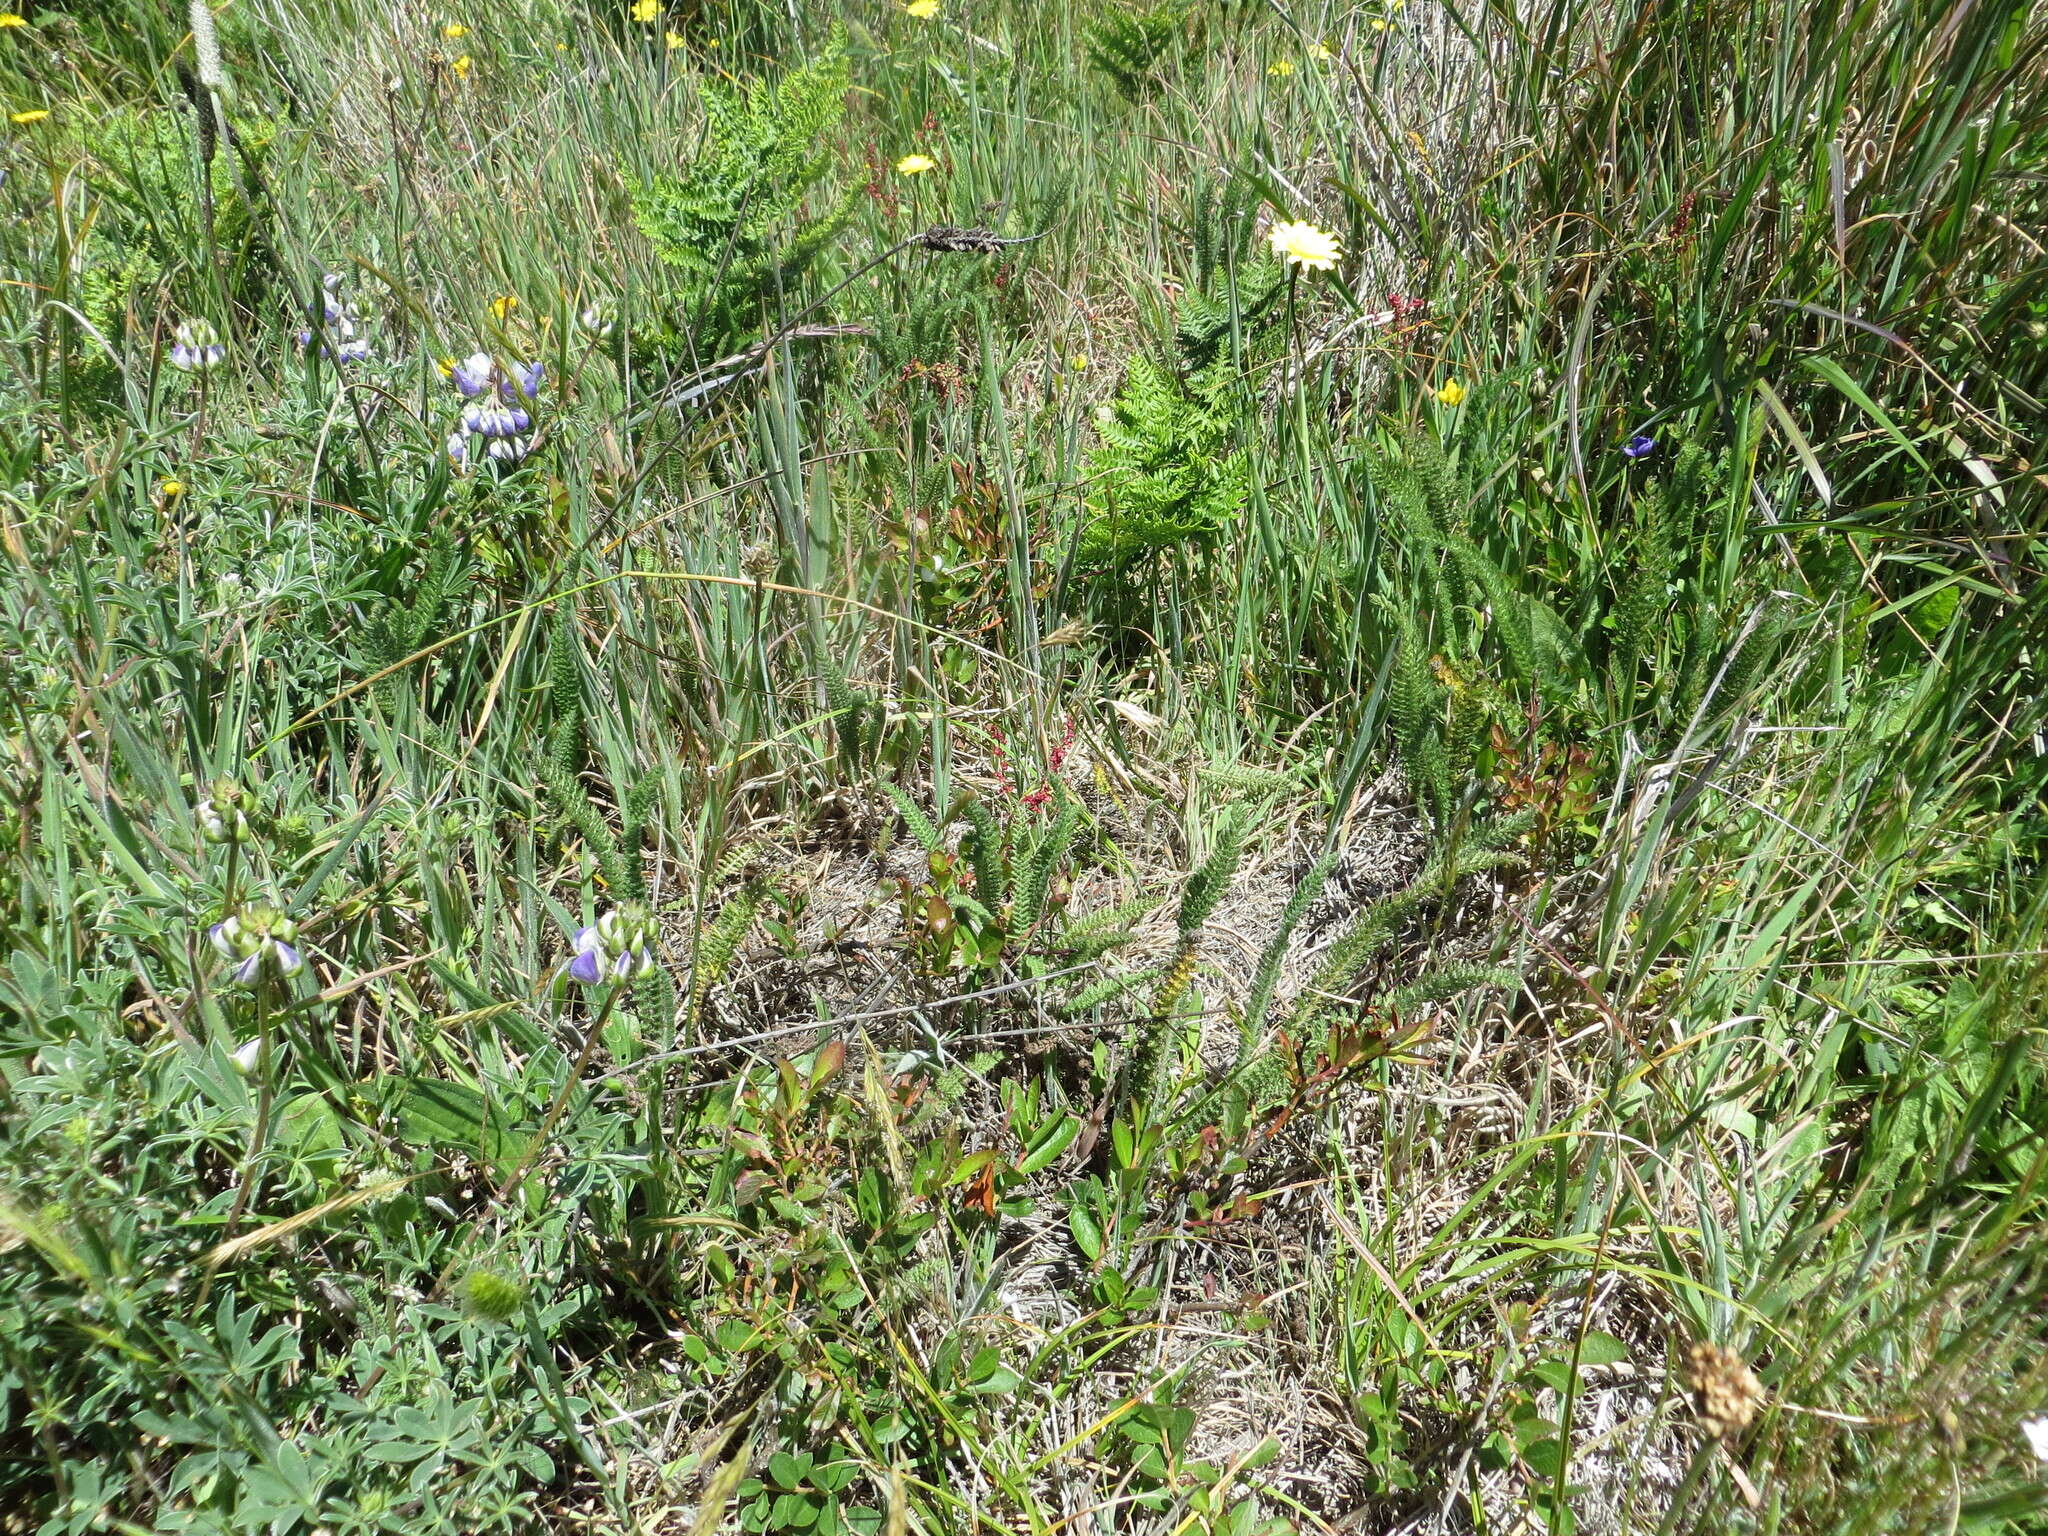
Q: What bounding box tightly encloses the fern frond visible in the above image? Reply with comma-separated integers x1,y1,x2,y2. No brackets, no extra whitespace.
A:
1386,963,1520,1014
883,783,945,854
1085,0,1193,101
688,883,763,1029
1012,800,1080,935
1175,818,1243,939
1235,849,1337,1059
1061,965,1161,1015
961,797,1009,910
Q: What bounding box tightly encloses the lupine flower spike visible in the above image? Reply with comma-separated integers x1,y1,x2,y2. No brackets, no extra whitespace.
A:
169,319,226,371
210,903,305,986
298,272,374,362
197,778,252,844
568,903,660,985
443,351,542,466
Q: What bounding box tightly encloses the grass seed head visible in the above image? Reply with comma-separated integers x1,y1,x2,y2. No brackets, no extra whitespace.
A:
1685,1341,1764,1440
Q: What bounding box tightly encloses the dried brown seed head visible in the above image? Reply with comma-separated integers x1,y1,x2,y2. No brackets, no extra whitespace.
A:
1685,1341,1765,1440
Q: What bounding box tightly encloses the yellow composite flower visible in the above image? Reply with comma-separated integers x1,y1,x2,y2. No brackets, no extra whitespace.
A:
0,14,26,27
666,29,684,47
1369,16,1390,30
443,21,468,37
159,479,186,498
1307,39,1333,60
1267,219,1342,272
1436,379,1467,406
452,53,472,77
906,0,940,17
490,294,519,319
895,153,936,175
1069,353,1089,372
630,0,658,20
10,108,49,124
1267,58,1294,75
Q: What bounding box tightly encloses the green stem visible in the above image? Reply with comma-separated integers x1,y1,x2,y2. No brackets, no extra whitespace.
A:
198,983,272,1307
426,985,624,1302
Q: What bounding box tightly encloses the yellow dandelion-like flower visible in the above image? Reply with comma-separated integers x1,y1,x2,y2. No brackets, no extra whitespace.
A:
0,14,27,27
1307,38,1333,60
1267,57,1294,76
1436,379,1467,406
1369,16,1390,30
10,108,49,124
443,21,468,37
490,294,518,320
556,41,569,50
630,0,658,20
895,153,936,176
666,29,684,47
906,0,939,16
1267,219,1342,273
159,479,186,499
452,54,472,77
1069,353,1089,372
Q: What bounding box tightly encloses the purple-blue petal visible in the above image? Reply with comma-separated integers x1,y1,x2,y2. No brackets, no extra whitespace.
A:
274,942,303,977
234,954,262,985
568,950,603,984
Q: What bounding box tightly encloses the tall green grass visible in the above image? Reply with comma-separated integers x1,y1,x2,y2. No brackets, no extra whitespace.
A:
0,0,2040,1530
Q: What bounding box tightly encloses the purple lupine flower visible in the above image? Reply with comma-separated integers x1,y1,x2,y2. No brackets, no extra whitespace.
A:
1623,433,1658,460
297,274,378,361
462,400,530,438
445,353,543,468
566,904,659,986
210,904,305,987
567,927,605,984
299,319,375,363
449,351,496,398
506,359,544,401
169,319,226,371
